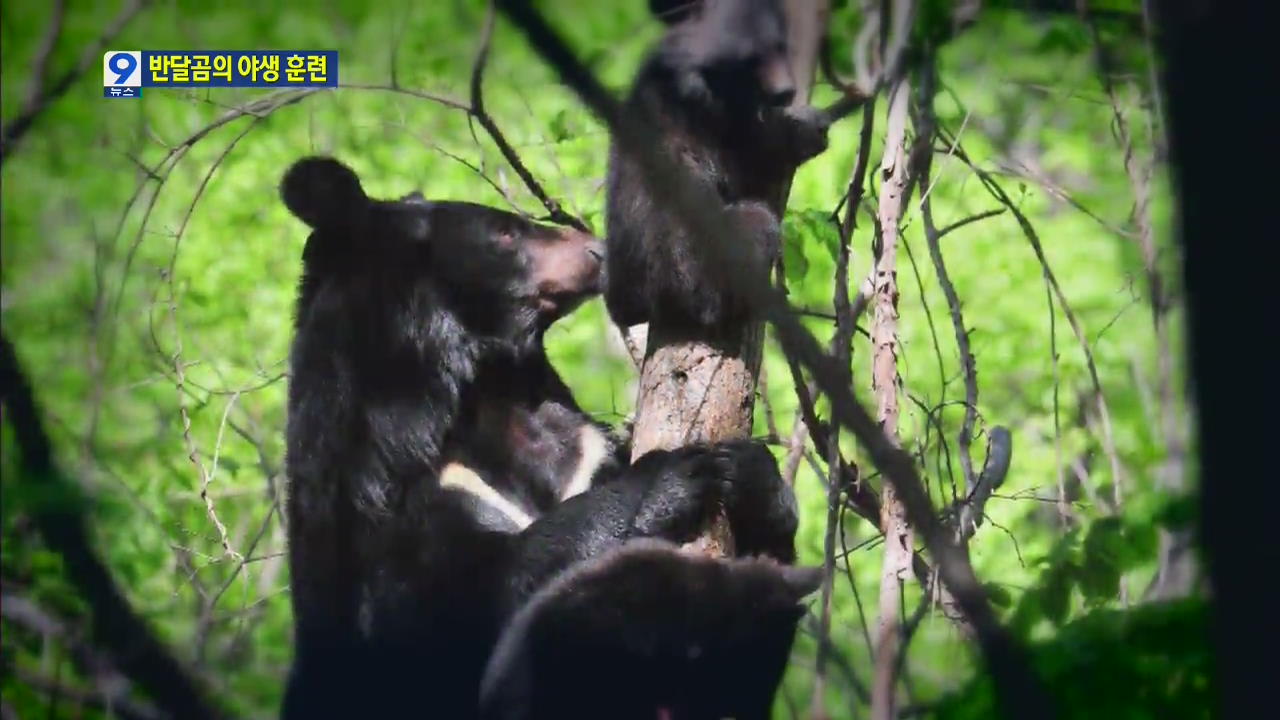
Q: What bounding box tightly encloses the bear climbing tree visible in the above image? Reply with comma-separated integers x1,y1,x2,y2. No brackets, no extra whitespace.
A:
612,0,836,555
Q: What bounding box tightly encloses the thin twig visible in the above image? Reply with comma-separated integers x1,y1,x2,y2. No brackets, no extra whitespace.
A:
1083,2,1189,598
25,0,68,113
164,122,263,564
944,132,1125,511
1048,276,1069,526
109,89,317,344
811,438,844,719
990,160,1136,240
340,82,469,112
469,1,589,232
0,0,147,164
913,53,980,503
0,337,219,720
838,503,877,660
10,666,162,720
811,26,880,713
934,208,1005,241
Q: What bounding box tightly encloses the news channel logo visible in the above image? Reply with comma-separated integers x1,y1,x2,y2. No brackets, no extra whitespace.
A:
103,50,339,98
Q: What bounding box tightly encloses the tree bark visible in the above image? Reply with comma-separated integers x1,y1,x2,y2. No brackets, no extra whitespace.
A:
630,326,763,554
870,72,913,720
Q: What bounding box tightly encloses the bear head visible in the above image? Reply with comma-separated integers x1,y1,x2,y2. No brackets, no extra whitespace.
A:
651,0,796,109
280,156,604,354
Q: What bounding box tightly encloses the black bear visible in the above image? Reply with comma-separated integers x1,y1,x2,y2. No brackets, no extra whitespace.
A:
480,539,821,720
279,157,811,719
605,0,833,334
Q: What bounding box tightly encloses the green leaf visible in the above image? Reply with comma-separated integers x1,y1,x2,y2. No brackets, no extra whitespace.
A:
1157,495,1198,530
782,233,809,285
984,582,1014,609
1036,24,1089,54
1079,558,1121,602
1084,517,1125,565
783,208,839,264
1120,519,1159,568
548,109,573,143
1041,564,1074,624
30,549,64,576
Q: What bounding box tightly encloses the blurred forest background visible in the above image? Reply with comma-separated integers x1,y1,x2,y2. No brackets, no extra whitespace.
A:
0,0,1208,718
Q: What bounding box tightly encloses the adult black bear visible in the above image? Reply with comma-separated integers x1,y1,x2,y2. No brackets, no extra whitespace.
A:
279,157,810,719
605,0,833,333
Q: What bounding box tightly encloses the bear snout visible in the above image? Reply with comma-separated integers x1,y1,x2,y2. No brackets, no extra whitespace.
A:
529,230,607,319
559,231,606,291
757,54,795,107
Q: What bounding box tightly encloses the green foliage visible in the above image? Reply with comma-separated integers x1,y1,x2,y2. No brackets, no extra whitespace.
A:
1,1,1195,718
935,599,1215,720
781,209,840,286
1010,513,1164,636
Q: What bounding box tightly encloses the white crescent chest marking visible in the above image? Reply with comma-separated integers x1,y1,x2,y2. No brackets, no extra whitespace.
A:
439,463,534,530
560,425,610,501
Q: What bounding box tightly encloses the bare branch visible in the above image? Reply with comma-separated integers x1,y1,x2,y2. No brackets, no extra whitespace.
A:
0,335,220,720
109,89,318,341
955,427,1014,538
989,160,1136,240
340,83,470,112
346,7,593,234
870,11,915,714
9,666,162,720
789,20,977,644
0,0,147,164
416,132,525,213
0,586,164,713
195,500,281,660
162,121,264,565
838,502,878,660
1083,2,1190,598
811,19,879,712
934,208,1005,241
810,435,844,720
913,52,980,501
1049,281,1070,526
944,133,1125,512
470,1,590,232
25,0,68,112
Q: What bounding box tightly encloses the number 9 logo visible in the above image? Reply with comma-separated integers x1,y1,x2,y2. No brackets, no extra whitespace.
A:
103,51,141,87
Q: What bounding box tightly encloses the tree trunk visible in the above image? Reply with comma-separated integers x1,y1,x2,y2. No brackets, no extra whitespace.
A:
1151,1,1270,715
870,74,912,720
630,326,763,555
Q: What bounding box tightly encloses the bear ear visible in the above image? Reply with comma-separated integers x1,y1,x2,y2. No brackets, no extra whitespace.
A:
280,156,368,230
778,565,823,600
399,190,430,206
650,0,701,24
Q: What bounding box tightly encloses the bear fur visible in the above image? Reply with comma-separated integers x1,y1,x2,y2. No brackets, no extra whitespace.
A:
605,0,832,334
279,157,808,719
